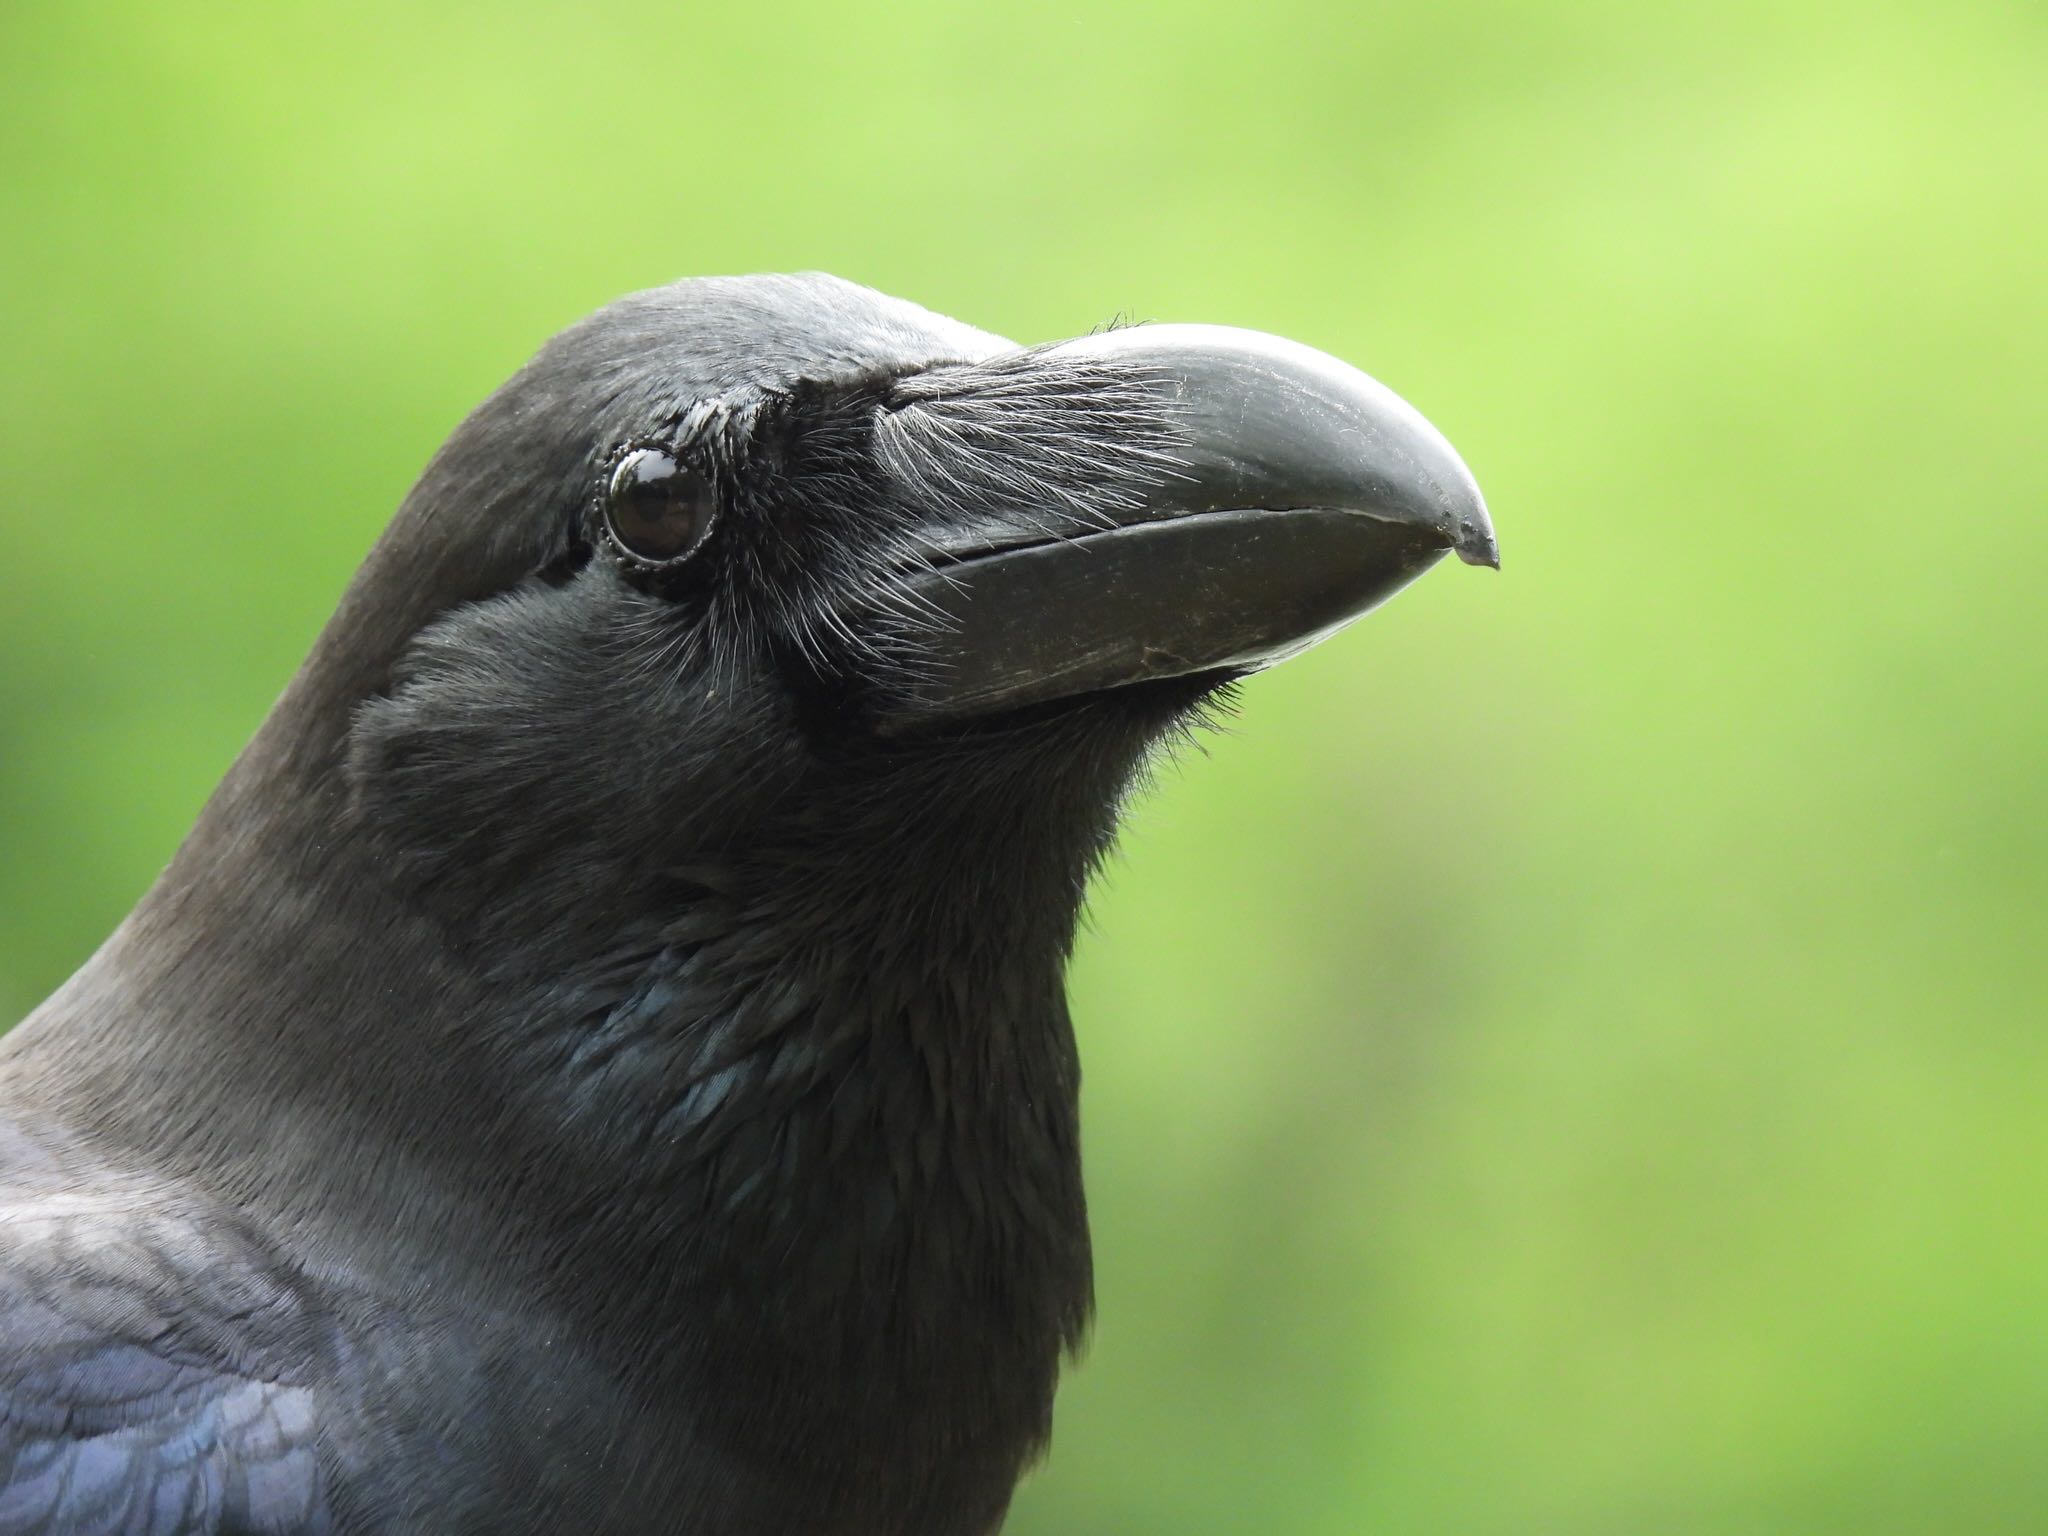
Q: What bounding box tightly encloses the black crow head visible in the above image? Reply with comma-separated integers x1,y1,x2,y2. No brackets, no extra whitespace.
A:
229,273,1490,980
27,274,1494,1528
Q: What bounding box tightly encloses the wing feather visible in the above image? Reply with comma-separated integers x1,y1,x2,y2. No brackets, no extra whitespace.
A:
0,1190,334,1535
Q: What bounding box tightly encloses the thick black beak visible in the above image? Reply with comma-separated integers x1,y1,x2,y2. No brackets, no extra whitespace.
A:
867,323,1494,731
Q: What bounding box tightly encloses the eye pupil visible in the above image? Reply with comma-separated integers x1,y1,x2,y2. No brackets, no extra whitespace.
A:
604,447,714,564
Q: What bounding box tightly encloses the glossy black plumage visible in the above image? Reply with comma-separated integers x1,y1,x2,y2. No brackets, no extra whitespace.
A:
0,274,1490,1533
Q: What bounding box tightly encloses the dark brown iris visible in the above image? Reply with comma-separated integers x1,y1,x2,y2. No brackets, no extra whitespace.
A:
603,447,716,564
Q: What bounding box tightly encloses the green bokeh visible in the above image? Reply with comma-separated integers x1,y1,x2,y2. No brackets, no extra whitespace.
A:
2,2,2041,1530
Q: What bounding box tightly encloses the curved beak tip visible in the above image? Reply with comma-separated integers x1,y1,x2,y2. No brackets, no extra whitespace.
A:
1435,450,1498,569
1454,511,1501,570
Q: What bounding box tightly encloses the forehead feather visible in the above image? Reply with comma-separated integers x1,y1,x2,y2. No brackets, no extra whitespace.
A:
532,273,1012,413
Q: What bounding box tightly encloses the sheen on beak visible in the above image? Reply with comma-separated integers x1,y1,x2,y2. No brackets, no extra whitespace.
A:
867,322,1495,731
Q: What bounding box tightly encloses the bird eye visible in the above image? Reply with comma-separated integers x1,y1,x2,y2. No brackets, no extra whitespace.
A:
601,447,717,567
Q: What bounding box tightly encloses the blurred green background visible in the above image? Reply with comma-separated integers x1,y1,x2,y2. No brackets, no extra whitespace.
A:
2,1,2042,1530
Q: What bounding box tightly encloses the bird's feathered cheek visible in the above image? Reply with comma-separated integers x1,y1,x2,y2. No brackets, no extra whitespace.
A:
339,578,807,951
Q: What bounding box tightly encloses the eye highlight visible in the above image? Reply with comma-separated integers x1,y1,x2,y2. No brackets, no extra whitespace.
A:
600,446,718,569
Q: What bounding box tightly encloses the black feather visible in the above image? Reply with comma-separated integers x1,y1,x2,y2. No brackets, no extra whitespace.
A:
0,274,1227,1534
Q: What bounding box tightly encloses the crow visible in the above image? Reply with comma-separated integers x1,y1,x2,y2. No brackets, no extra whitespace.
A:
0,273,1493,1535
